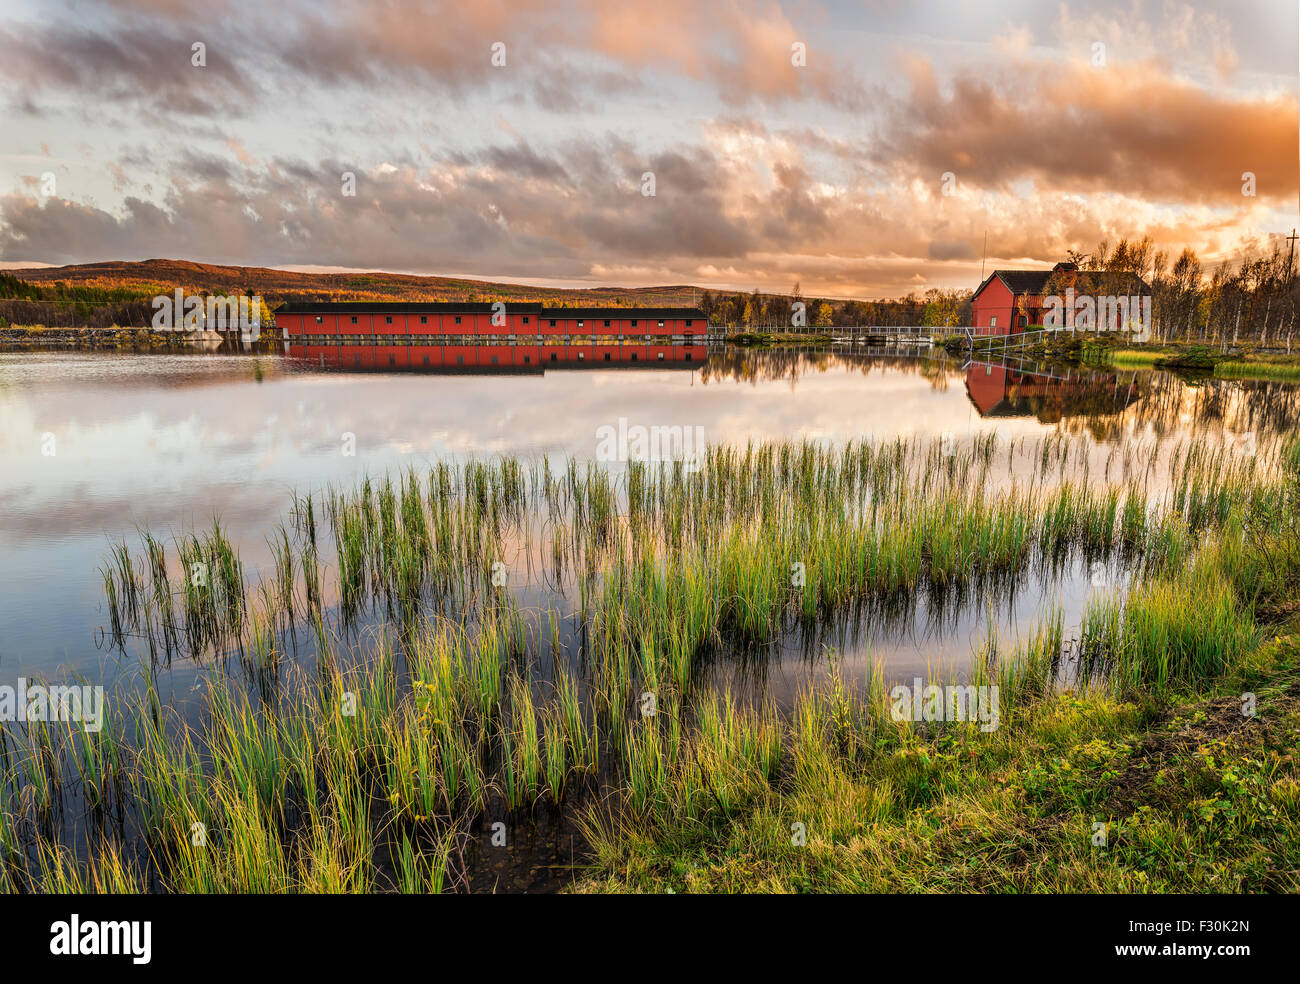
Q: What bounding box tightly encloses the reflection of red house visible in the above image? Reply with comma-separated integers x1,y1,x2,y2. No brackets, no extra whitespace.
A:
971,262,1078,335
965,362,1142,421
966,363,1021,415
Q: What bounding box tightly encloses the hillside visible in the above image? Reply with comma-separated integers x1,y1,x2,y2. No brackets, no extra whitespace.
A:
1,258,951,330
3,259,703,307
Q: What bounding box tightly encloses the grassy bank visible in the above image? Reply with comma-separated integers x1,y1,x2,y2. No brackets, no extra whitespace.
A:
1,434,1295,893
574,445,1300,892
576,635,1300,892
1107,345,1300,381
0,325,279,353
1214,359,1300,382
729,331,834,346
1108,349,1166,368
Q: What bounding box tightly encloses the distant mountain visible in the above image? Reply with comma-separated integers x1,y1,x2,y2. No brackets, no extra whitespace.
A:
3,259,705,308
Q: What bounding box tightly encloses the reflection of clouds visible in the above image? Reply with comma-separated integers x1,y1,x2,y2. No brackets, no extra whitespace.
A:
0,358,1055,524
0,352,1286,681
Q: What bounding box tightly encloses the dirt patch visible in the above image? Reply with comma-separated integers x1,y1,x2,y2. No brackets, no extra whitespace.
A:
1104,689,1298,817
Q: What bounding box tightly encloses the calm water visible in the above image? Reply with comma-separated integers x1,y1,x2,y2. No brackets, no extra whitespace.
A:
1,345,1295,705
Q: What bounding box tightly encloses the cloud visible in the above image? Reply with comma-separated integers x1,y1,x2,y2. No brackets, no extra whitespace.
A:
4,123,1277,298
874,55,1297,205
0,0,862,119
0,0,1293,297
0,24,258,116
928,239,976,261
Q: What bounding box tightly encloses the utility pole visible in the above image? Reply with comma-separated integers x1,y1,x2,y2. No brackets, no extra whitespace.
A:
1288,229,1298,356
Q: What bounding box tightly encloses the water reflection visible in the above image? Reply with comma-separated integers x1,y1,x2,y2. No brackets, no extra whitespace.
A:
284,341,708,372
0,346,1295,691
963,360,1145,421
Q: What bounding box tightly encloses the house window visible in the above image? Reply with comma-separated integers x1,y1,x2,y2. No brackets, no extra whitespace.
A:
420,316,428,324
577,320,584,328
351,316,358,324
315,316,323,324
604,352,611,361
454,316,462,325
631,352,638,361
989,316,998,328
524,355,530,364
385,316,393,324
657,352,664,360
1019,316,1027,327
603,320,611,327
685,320,692,327
657,320,665,328
549,319,557,327
523,316,530,325
631,320,638,327
550,353,557,362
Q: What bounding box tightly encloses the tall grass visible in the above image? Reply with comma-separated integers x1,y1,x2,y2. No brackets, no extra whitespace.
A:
5,432,1284,893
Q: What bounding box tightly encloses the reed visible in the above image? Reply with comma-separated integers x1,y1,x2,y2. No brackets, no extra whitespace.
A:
29,432,1287,894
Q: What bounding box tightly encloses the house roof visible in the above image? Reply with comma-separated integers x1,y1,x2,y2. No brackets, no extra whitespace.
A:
972,270,1054,300
974,268,1151,300
542,307,704,320
277,301,510,314
274,301,706,318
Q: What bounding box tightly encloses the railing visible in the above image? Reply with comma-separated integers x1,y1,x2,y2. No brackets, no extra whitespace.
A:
831,325,946,343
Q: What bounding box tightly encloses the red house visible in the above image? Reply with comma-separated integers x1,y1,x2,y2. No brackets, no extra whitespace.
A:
970,263,1081,336
972,262,1153,336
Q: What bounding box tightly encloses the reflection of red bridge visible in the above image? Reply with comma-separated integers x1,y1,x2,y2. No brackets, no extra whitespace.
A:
286,342,707,372
965,361,1142,421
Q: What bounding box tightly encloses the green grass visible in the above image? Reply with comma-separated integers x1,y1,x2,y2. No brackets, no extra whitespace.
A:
1106,345,1300,381
1215,360,1300,382
1109,349,1167,368
570,455,1300,892
728,331,834,346
575,632,1300,894
1,432,1295,893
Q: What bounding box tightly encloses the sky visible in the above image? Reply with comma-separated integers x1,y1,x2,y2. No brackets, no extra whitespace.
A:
0,0,1296,297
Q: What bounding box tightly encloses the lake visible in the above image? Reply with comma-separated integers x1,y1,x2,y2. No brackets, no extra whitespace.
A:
2,344,1293,699
2,341,1296,891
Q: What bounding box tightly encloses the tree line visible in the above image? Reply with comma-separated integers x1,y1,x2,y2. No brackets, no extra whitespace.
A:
1039,236,1298,346
701,236,1298,346
698,282,973,329
4,233,1296,346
